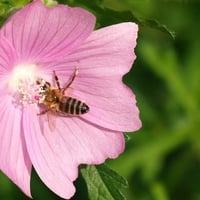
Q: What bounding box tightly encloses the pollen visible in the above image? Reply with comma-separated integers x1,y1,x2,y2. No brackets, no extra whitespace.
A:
8,64,40,106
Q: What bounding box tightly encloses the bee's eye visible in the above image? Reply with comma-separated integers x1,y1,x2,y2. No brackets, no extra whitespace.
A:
41,85,47,90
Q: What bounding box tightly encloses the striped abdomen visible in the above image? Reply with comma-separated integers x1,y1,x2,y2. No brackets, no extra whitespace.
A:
59,96,89,115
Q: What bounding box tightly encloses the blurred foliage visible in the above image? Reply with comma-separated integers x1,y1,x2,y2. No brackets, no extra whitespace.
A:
0,0,31,26
0,0,200,199
104,1,200,200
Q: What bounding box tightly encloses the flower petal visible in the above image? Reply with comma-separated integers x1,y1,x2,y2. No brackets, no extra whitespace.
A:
75,80,141,132
55,22,138,75
23,105,124,199
23,106,75,199
0,95,32,197
1,0,95,62
43,23,141,132
0,36,17,85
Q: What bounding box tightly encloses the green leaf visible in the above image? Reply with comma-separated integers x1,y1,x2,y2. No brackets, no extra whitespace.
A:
139,18,176,40
65,0,175,39
95,8,175,39
80,164,128,200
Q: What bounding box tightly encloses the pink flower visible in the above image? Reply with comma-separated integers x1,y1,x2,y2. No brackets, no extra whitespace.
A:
0,0,141,199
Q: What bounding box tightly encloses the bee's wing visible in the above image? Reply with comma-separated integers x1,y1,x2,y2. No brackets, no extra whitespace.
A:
47,111,57,132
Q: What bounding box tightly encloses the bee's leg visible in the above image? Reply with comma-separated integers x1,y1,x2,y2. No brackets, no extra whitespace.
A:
53,70,61,91
62,68,78,94
37,108,50,115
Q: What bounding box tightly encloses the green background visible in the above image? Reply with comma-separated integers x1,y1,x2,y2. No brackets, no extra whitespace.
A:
0,0,200,199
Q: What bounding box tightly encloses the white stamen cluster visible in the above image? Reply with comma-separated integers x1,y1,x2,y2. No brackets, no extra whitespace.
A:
8,64,41,107
16,79,38,105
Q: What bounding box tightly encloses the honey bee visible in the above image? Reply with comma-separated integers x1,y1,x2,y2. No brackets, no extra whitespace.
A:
36,69,89,116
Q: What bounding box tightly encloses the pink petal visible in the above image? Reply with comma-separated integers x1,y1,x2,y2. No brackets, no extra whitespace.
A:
0,95,32,197
75,80,141,132
23,106,124,199
1,0,95,63
42,23,141,132
57,22,138,75
0,36,17,85
23,106,75,199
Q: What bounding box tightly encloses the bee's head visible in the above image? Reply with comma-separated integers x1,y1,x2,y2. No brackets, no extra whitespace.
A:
36,78,51,93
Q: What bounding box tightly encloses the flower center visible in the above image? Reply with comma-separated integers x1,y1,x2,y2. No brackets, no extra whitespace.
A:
8,64,40,107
